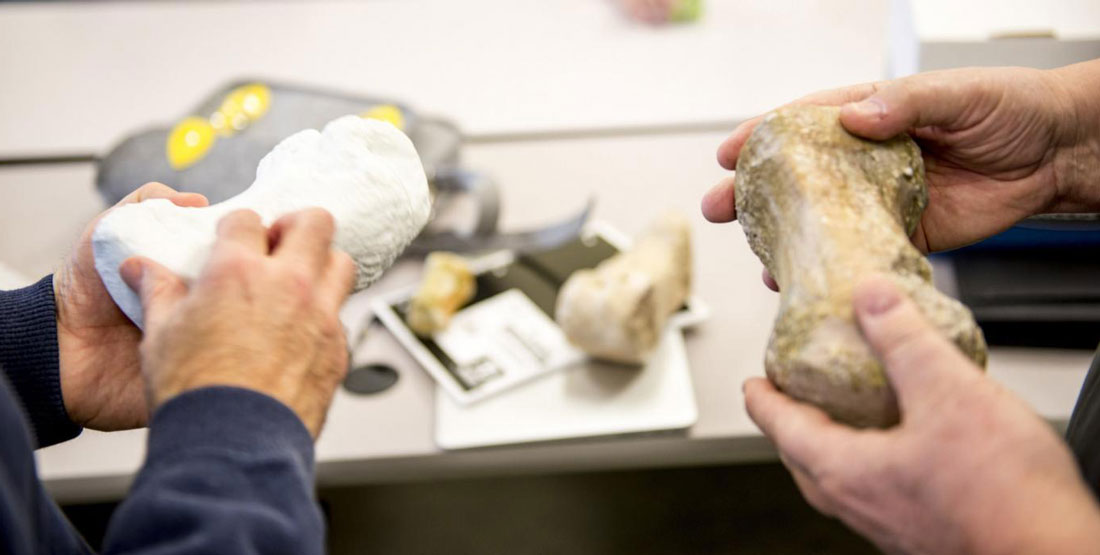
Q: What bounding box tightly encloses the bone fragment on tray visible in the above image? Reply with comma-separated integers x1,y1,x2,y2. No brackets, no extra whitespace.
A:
555,212,692,365
406,252,476,337
735,105,987,428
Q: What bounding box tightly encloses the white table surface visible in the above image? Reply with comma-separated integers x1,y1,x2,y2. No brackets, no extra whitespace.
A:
0,0,889,158
0,0,1093,504
4,131,1092,503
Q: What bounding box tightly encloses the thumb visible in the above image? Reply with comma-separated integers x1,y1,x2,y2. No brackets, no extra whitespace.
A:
120,257,187,329
838,71,983,141
853,275,978,415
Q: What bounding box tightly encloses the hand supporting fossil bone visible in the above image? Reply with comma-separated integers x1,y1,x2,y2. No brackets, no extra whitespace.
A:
93,116,432,328
734,105,987,428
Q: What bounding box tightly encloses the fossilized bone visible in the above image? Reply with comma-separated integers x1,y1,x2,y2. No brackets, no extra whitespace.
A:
94,116,432,328
735,105,987,427
555,212,692,365
406,252,476,337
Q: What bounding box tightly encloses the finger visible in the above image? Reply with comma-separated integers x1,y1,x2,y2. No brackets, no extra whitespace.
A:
839,70,986,141
790,81,883,108
743,377,852,468
123,182,208,209
318,249,357,312
717,116,763,170
269,208,337,274
116,182,179,207
762,268,778,292
215,210,268,254
167,192,209,208
701,176,737,222
717,82,884,170
852,275,980,415
120,256,187,330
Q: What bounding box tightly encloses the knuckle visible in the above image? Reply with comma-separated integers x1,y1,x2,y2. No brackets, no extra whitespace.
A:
122,182,170,205
802,489,834,516
319,314,344,342
882,327,939,372
205,251,259,283
145,281,173,305
303,208,336,236
220,209,261,230
139,181,171,194
813,459,852,501
283,266,315,294
334,251,357,285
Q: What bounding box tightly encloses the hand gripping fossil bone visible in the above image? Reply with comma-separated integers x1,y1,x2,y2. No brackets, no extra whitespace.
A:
93,116,432,328
735,105,987,427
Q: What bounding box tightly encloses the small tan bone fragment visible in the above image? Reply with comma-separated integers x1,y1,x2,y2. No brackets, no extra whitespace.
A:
406,252,476,336
735,105,987,428
555,212,692,364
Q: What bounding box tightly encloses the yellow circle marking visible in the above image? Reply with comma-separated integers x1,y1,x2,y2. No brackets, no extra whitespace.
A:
167,116,216,170
215,83,271,136
361,104,405,131
238,84,271,119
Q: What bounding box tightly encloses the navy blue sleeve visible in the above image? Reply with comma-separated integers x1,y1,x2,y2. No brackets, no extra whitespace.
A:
0,276,82,448
1067,349,1100,498
102,386,324,555
0,371,93,555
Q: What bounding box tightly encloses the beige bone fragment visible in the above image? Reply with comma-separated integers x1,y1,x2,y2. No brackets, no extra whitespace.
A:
555,213,692,365
406,252,476,336
735,105,987,427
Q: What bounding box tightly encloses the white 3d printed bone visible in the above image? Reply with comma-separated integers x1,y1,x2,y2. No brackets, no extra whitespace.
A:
93,116,432,327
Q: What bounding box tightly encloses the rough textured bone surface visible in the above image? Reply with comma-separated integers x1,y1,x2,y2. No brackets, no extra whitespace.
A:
94,116,432,327
406,252,476,336
735,105,987,427
555,212,692,365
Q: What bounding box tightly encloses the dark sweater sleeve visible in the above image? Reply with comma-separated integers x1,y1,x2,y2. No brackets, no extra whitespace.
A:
102,386,325,555
0,276,82,447
1066,349,1100,498
0,370,93,555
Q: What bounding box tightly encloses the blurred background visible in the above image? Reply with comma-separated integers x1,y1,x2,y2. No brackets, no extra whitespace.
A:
1,0,1098,553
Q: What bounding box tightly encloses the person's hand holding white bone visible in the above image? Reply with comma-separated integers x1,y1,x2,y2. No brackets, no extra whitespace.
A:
120,208,355,438
54,182,209,431
54,115,430,434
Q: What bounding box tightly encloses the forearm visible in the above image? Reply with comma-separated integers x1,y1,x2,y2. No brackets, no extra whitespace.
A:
1003,491,1100,554
962,470,1100,555
102,386,323,555
1049,58,1100,212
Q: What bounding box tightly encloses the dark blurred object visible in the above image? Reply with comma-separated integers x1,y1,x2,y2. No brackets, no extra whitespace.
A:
63,463,877,554
344,363,400,395
948,215,1100,349
95,80,589,255
97,80,458,204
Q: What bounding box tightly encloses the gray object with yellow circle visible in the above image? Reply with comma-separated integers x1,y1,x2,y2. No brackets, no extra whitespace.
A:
96,80,589,254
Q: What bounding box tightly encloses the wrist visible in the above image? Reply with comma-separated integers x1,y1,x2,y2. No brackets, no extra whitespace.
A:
52,272,90,426
964,474,1100,554
1047,60,1100,212
1005,494,1100,554
150,366,328,439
